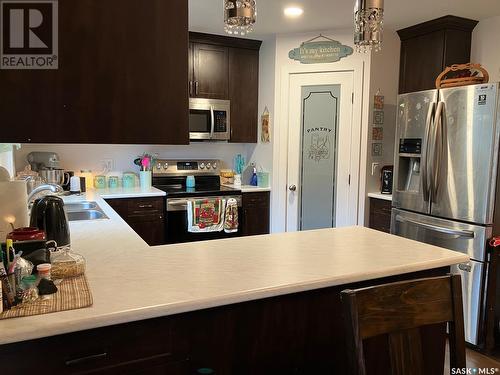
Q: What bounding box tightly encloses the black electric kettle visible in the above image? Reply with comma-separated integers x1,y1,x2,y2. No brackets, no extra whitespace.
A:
30,196,70,248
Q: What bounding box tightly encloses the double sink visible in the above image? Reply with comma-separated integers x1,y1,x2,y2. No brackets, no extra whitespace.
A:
64,201,109,221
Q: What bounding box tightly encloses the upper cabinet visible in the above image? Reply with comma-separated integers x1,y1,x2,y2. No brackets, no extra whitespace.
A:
397,16,478,94
189,32,262,143
190,43,229,99
0,0,189,145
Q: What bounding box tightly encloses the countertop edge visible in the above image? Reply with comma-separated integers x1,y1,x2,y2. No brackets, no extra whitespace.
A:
0,253,468,346
368,192,392,201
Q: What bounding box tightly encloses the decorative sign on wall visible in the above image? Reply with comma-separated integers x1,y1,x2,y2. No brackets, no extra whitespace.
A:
372,143,383,157
371,90,385,157
261,107,270,143
289,34,353,64
372,127,383,141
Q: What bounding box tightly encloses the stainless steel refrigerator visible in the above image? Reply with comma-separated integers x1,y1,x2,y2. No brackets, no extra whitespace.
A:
391,83,500,346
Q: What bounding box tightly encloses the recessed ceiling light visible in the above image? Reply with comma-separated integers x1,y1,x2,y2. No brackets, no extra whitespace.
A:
284,7,304,17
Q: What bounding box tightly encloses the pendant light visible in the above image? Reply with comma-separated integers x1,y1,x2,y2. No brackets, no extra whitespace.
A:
224,0,257,36
354,0,384,53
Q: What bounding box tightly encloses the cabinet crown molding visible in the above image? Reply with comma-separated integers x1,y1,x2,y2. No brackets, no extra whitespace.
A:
189,31,262,50
397,15,478,40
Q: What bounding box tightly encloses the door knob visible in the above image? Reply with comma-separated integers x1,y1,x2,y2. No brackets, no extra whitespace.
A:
289,184,297,191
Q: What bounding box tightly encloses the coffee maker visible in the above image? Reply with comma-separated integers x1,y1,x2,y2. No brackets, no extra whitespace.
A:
380,165,393,194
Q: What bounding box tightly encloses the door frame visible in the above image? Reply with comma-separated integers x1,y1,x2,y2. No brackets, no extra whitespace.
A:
273,60,367,232
286,72,354,231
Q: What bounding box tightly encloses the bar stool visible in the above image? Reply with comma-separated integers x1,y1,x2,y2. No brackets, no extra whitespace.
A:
341,274,466,375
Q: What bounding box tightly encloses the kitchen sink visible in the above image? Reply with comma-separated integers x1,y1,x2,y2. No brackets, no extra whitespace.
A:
66,209,109,221
64,201,98,211
64,201,109,221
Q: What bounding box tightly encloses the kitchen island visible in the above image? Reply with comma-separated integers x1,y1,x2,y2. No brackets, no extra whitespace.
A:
0,191,468,374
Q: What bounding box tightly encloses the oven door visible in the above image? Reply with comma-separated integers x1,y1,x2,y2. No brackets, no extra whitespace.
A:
166,196,242,244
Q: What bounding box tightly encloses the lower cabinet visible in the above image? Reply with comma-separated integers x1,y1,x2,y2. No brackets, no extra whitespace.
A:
241,191,270,236
105,197,165,245
369,197,392,233
0,267,448,375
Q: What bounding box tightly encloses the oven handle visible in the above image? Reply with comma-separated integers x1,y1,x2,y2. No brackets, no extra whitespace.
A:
210,106,215,139
167,196,242,211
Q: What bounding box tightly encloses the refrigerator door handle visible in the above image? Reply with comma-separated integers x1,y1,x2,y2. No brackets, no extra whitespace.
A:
431,102,445,202
421,102,436,203
395,214,475,238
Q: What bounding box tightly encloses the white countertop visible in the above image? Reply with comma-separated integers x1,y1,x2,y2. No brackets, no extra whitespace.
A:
368,192,392,201
223,184,271,193
92,186,166,199
0,190,467,345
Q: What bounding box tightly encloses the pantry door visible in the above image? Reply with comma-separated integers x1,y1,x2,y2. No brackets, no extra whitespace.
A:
286,71,354,231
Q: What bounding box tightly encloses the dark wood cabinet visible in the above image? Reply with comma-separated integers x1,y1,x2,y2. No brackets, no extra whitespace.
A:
397,15,478,94
241,191,270,236
0,267,448,374
189,32,262,143
369,197,392,233
105,197,165,246
0,0,188,144
229,47,260,143
190,43,229,99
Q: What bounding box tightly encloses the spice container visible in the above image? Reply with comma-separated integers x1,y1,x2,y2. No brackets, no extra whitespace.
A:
20,275,39,303
51,248,86,279
36,263,51,280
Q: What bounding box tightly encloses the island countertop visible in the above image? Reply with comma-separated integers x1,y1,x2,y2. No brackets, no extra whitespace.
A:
0,191,469,345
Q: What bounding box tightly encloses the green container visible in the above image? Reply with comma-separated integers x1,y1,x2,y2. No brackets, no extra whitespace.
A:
257,172,269,188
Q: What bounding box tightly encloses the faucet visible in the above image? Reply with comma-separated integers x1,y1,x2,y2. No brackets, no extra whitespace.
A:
27,184,64,206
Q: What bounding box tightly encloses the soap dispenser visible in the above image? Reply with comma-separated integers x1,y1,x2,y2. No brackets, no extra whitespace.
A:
250,167,258,186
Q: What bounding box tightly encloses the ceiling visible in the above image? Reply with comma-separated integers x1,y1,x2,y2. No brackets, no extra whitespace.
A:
189,0,500,36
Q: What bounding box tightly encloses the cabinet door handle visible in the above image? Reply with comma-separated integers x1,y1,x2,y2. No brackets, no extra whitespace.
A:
195,81,199,95
138,204,154,209
65,352,108,366
189,81,193,96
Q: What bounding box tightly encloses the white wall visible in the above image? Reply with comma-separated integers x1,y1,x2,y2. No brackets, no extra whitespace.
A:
471,16,500,82
15,143,253,175
0,150,15,178
364,30,401,224
247,36,276,176
270,29,372,232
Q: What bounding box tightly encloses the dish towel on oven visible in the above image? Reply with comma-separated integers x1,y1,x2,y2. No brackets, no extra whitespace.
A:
224,198,239,233
187,198,225,233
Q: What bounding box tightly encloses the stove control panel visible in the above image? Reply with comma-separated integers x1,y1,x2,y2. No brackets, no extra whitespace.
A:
153,159,222,176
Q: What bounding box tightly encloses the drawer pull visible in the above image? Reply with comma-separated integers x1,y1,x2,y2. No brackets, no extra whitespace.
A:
65,352,108,366
138,204,154,209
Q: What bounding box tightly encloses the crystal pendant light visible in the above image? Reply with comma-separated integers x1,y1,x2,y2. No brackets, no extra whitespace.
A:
224,0,257,36
354,0,384,53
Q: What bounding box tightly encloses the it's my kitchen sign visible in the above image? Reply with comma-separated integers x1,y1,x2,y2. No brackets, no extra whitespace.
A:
289,37,353,64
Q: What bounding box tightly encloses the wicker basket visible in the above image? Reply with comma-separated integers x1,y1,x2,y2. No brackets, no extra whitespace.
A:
435,63,489,89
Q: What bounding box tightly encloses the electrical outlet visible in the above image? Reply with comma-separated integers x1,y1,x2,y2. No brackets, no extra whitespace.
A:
101,159,114,172
371,162,380,176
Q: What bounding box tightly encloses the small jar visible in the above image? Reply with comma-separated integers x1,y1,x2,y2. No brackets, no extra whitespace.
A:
20,275,39,303
36,263,52,280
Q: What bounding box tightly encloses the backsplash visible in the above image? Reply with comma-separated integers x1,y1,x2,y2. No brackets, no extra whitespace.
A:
15,143,257,175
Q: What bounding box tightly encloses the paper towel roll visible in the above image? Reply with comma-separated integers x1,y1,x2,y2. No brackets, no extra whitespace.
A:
0,180,29,242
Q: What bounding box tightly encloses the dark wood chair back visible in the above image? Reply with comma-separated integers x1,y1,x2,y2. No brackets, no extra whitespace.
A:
341,274,466,375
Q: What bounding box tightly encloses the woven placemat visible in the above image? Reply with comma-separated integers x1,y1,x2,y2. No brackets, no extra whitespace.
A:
0,275,93,320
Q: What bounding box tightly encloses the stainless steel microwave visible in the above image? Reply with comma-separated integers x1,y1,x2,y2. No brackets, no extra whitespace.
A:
189,98,231,141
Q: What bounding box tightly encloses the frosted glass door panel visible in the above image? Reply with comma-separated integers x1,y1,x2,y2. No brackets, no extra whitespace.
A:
300,85,340,230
